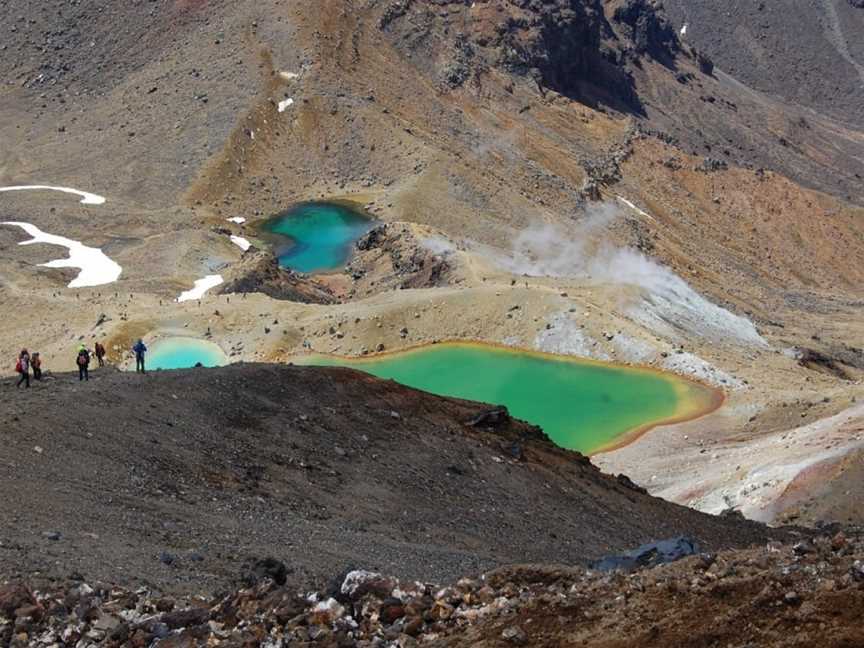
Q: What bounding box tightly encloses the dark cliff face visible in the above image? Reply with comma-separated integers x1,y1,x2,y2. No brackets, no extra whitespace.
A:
612,0,680,66
494,0,640,110
380,0,688,113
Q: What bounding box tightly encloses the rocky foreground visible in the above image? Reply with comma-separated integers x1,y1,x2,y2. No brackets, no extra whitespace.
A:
3,529,863,647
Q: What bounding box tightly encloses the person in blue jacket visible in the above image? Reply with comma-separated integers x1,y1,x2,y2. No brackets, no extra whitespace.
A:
133,339,147,373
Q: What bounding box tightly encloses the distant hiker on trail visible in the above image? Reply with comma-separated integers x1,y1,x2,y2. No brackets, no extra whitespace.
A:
31,352,42,381
15,349,30,389
133,339,147,374
94,342,106,367
76,345,91,382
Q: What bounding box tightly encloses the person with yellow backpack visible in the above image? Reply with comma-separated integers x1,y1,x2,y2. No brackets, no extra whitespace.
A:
76,344,91,381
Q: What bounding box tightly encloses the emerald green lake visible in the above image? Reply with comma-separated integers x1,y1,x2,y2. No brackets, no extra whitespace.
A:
300,343,717,454
259,202,375,274
147,338,227,371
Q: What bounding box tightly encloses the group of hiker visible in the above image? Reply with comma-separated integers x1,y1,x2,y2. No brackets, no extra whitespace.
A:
14,339,148,387
14,350,41,388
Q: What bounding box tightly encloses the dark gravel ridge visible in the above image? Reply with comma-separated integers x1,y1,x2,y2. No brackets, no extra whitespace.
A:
0,364,790,595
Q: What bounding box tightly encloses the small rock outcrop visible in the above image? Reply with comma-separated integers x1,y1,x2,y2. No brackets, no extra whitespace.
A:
380,0,712,113
612,0,680,65
219,249,336,304
347,222,455,297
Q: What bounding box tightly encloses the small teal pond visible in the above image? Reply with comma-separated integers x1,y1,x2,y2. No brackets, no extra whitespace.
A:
259,202,375,273
147,338,227,370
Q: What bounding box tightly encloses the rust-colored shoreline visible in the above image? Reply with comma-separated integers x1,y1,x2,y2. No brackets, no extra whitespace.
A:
291,338,727,456
588,385,726,456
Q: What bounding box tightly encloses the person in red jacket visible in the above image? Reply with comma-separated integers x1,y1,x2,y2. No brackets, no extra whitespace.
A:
15,349,30,388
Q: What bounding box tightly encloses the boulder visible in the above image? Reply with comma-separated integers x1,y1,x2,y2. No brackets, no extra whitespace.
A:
0,583,37,619
244,557,289,586
592,537,700,572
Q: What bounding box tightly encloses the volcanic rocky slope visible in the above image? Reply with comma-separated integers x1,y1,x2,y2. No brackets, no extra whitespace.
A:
3,529,863,646
1,0,864,636
663,0,864,129
0,365,788,595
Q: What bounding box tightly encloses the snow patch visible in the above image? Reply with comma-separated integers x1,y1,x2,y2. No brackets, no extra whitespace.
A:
230,235,251,251
0,185,106,205
616,195,654,221
279,71,300,81
177,274,224,302
2,221,122,287
680,24,688,36
277,98,294,113
226,216,246,224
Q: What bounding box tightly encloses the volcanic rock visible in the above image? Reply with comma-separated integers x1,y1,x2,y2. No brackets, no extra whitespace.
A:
219,250,336,304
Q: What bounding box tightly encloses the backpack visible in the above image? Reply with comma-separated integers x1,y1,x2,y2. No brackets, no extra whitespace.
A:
77,351,89,366
15,359,22,373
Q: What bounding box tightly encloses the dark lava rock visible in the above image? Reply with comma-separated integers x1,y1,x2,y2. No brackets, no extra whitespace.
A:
244,557,288,586
616,474,648,495
380,0,645,112
160,606,209,630
379,597,406,625
219,250,336,304
612,0,680,65
466,406,511,429
0,583,36,619
592,537,700,572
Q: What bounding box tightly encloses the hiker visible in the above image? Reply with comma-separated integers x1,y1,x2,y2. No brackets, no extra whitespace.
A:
133,339,147,374
94,342,106,367
76,344,91,381
31,352,42,380
15,349,30,389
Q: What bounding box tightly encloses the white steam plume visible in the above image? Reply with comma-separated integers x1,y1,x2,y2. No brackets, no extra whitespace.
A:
492,203,767,348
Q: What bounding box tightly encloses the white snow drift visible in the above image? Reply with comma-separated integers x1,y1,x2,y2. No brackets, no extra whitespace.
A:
177,274,224,302
0,185,106,205
278,98,295,113
226,216,246,224
1,221,122,287
230,235,251,251
616,195,655,221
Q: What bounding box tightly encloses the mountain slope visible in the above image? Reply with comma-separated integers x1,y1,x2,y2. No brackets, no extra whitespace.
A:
0,364,787,593
664,0,864,128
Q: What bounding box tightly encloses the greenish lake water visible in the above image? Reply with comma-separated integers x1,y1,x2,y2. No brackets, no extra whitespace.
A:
147,338,227,371
300,343,718,454
259,202,375,274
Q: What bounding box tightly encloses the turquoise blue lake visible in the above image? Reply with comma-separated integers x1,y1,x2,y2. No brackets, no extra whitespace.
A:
259,202,375,274
147,338,227,370
299,342,721,454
